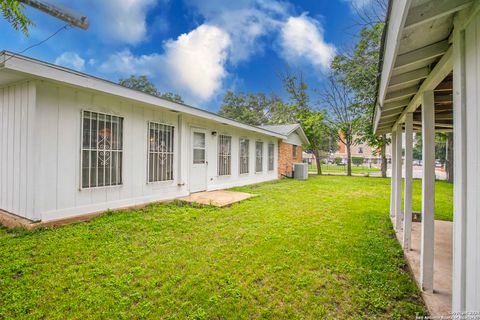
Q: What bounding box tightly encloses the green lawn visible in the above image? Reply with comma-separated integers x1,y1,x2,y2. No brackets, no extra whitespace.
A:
0,176,452,319
309,164,381,174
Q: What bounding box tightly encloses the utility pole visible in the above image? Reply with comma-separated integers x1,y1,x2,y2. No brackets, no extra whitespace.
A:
18,0,89,30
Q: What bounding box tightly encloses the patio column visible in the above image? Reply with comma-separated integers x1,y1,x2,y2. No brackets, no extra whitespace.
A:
394,124,403,230
403,113,413,250
420,90,435,292
390,128,397,218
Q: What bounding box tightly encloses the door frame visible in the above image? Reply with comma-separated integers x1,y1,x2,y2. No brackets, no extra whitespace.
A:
189,127,208,193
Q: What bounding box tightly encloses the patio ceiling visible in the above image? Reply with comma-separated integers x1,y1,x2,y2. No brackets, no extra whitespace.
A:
373,0,473,134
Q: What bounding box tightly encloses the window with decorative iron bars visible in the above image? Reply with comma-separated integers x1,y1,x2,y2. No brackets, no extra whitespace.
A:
81,111,123,188
239,138,249,174
268,143,274,171
218,135,232,176
148,122,174,182
255,141,263,173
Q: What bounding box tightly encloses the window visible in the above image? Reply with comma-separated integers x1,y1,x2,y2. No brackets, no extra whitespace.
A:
292,145,297,158
268,143,274,171
239,138,249,174
148,122,174,182
193,132,206,164
358,146,364,154
218,135,232,176
81,111,123,188
255,141,263,173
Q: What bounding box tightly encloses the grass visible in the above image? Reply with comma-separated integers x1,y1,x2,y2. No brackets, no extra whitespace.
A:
309,164,381,174
0,176,452,319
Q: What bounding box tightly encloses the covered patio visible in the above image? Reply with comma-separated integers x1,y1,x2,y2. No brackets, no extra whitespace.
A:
374,0,480,315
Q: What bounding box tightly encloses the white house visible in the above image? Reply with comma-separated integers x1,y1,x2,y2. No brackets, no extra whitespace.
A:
0,52,286,223
373,0,480,313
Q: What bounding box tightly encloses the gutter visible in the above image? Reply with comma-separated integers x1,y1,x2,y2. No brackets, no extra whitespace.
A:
372,0,393,134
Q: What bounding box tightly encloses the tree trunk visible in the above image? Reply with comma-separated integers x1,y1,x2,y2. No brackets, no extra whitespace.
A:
381,134,387,178
446,133,454,183
313,150,322,175
346,140,352,176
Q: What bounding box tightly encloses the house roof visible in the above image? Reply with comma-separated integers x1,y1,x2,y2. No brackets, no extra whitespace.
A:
373,0,471,134
259,123,310,145
0,51,287,139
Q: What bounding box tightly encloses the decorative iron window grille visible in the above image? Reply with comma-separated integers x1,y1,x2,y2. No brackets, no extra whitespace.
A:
81,111,123,188
218,135,232,176
255,141,263,173
148,122,174,182
239,138,249,174
268,143,275,171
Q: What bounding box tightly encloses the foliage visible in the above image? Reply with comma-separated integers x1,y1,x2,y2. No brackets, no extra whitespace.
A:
1,0,31,35
218,91,273,126
281,72,337,175
352,156,364,166
0,176,442,319
412,133,449,163
335,157,343,165
330,22,389,175
119,75,184,103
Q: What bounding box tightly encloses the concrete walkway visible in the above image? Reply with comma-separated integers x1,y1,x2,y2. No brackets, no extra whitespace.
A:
178,190,256,207
393,219,452,316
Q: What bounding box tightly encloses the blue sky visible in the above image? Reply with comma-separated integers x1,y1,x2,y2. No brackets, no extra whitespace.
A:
0,0,370,111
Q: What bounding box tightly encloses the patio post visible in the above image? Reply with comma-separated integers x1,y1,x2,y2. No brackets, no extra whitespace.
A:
403,113,413,250
394,124,403,230
390,128,397,218
420,90,435,293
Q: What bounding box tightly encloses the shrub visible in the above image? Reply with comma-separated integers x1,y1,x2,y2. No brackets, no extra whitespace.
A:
334,157,343,165
352,156,364,166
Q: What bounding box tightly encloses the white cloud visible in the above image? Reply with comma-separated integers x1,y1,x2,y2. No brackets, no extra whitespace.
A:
100,24,230,102
93,0,157,45
55,52,85,71
279,14,336,71
184,0,290,64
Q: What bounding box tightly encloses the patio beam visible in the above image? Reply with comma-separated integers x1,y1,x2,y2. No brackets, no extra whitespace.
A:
394,41,449,72
403,113,413,250
420,90,435,293
394,125,403,231
404,0,472,31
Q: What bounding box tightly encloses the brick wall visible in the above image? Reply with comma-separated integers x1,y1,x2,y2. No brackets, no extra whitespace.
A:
278,142,303,178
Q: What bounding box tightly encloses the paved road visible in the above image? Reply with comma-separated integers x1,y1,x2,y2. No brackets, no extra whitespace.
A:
310,165,448,180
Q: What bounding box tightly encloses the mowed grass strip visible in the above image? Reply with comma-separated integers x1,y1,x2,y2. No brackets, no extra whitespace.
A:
0,176,452,319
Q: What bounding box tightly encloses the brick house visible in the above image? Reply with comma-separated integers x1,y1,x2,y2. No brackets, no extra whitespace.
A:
260,124,309,178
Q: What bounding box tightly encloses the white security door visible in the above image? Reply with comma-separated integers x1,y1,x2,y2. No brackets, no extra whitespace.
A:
190,129,208,192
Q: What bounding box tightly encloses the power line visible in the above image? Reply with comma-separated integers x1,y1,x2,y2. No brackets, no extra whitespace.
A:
3,23,70,63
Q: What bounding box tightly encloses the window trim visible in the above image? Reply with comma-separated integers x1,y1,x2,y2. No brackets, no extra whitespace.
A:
80,109,124,190
146,121,175,184
239,137,250,175
217,134,232,177
255,140,264,173
268,142,275,172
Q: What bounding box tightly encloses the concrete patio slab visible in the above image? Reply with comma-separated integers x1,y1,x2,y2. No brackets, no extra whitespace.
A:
178,190,256,207
393,218,452,316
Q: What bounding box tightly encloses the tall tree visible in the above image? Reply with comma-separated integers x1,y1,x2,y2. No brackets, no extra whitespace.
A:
1,0,31,35
119,75,184,103
218,91,270,126
320,74,363,176
331,22,389,177
282,72,336,174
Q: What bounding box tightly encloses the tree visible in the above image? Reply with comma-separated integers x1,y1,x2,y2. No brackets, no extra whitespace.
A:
282,72,336,174
1,0,31,35
218,91,271,126
118,75,184,103
330,22,389,177
320,74,363,176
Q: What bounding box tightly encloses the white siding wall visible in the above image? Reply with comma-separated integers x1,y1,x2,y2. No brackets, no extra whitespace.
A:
34,81,186,221
285,131,303,146
0,81,36,220
31,81,278,221
181,115,278,191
